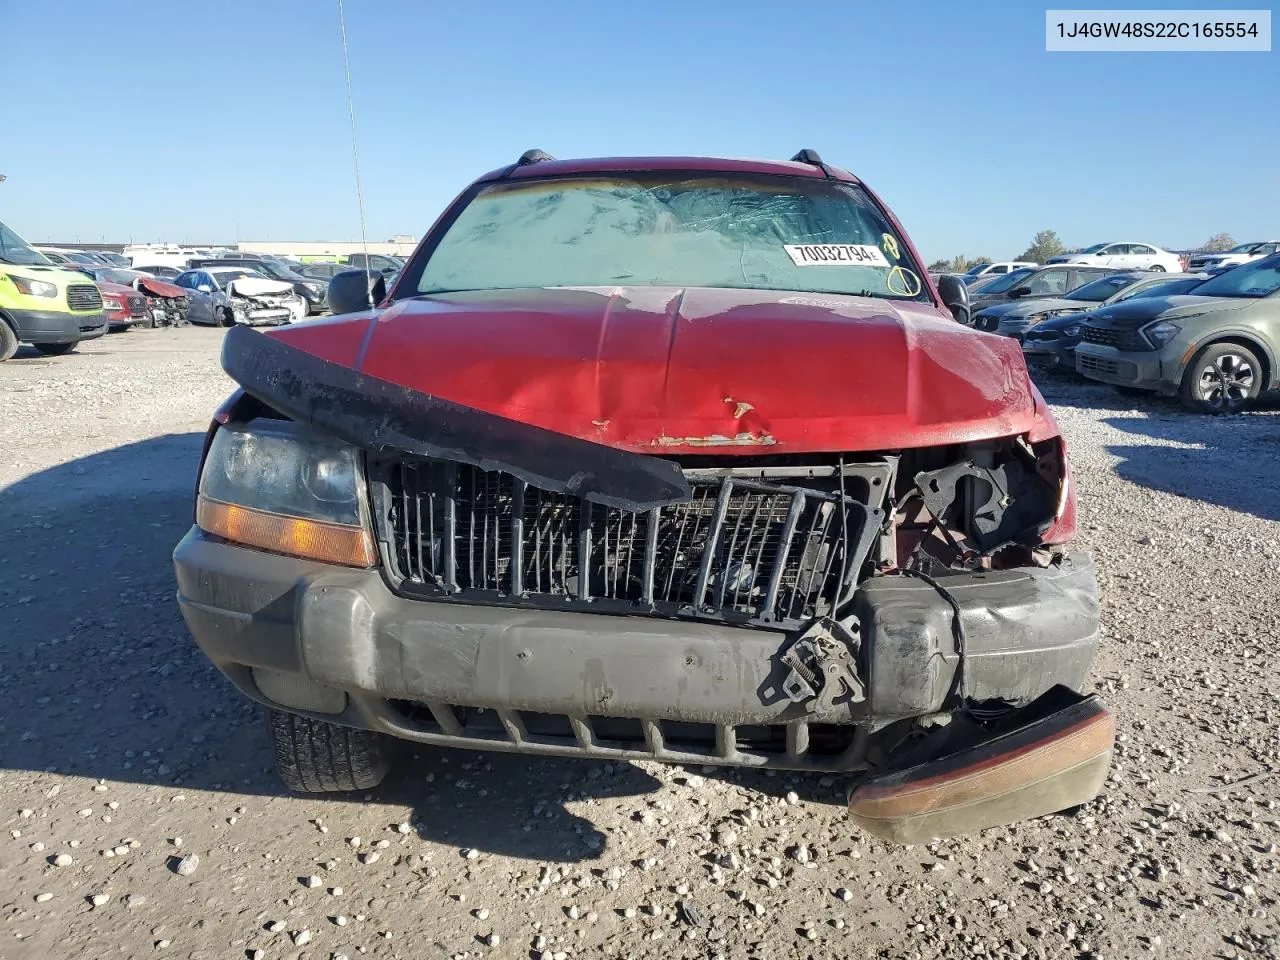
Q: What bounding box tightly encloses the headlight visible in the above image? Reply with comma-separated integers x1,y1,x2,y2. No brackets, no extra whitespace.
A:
10,276,59,298
102,296,123,312
196,421,374,567
1143,320,1182,348
306,282,326,296
1063,324,1082,337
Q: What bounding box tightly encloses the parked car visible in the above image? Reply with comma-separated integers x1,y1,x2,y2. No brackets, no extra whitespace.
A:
958,260,1037,284
34,246,103,266
1023,274,1209,370
293,262,346,281
0,220,108,360
346,252,404,274
973,271,1188,338
175,267,305,326
174,149,1113,844
970,263,1117,311
1075,252,1280,412
95,279,150,331
133,264,183,280
70,265,191,326
1045,242,1183,273
1186,241,1280,273
189,258,327,314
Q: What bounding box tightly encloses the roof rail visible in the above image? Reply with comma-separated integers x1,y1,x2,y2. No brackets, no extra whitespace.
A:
517,149,556,165
790,148,835,179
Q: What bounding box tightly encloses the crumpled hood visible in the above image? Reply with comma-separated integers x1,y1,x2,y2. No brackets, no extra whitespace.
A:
267,286,1043,454
228,276,293,298
136,276,185,298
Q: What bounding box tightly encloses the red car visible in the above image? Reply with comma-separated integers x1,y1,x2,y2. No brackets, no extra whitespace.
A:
174,151,1111,842
73,266,190,327
96,280,149,331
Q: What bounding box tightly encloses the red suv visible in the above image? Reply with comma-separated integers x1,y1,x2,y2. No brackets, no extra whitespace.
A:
175,151,1112,842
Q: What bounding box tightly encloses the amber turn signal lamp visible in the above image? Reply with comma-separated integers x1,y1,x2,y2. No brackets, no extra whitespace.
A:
197,495,376,568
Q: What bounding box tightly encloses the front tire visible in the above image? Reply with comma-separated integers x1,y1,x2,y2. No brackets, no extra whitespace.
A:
1179,342,1262,414
33,342,76,356
1147,264,1166,272
216,307,234,328
269,710,393,793
0,321,18,362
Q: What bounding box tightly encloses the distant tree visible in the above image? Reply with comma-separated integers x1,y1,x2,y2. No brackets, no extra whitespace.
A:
1017,230,1065,263
1201,232,1236,252
929,254,992,273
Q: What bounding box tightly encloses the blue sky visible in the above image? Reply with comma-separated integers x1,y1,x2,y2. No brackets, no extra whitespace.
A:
5,0,1276,259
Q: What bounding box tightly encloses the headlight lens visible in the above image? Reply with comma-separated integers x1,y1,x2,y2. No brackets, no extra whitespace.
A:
1143,320,1182,348
306,282,326,296
10,276,59,298
1063,324,1082,337
102,296,123,312
197,421,374,566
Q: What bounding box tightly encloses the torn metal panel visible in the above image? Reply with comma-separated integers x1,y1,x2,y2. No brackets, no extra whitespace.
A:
221,324,691,512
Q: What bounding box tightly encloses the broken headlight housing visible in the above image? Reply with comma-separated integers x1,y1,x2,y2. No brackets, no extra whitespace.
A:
1142,319,1182,349
197,420,374,567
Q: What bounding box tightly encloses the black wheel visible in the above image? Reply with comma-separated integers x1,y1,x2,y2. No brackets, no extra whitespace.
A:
1147,264,1166,272
1180,342,1262,414
217,307,234,328
33,342,76,356
0,321,17,362
269,710,393,793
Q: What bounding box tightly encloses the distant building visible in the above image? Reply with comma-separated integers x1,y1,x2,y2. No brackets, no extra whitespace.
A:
237,237,419,261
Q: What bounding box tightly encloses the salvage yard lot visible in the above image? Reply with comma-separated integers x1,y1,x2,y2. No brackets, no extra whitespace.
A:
2,328,1278,960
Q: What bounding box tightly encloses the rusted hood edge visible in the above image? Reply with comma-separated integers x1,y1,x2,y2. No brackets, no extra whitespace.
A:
220,324,691,511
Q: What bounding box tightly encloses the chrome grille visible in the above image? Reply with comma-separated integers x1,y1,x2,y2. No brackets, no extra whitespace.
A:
66,284,103,311
127,295,147,318
372,459,887,628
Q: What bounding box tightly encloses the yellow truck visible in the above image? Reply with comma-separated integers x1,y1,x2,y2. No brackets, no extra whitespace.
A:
0,219,108,360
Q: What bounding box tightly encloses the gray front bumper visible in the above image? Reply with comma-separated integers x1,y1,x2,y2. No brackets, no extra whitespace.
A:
174,529,1101,770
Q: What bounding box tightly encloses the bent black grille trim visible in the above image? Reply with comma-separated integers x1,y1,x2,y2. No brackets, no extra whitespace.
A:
370,458,890,629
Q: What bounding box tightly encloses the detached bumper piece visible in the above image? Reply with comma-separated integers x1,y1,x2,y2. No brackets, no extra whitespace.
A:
848,686,1114,843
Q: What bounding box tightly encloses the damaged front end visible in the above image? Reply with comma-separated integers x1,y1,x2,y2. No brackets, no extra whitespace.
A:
135,277,189,326
226,278,303,326
186,325,1111,840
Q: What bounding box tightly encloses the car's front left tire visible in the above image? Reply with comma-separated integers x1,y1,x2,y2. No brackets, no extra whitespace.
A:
1179,341,1262,414
269,710,394,793
0,321,18,362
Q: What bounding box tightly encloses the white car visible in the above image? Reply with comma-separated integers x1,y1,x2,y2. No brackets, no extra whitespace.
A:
958,260,1038,284
175,267,307,326
1046,242,1183,273
1186,241,1280,273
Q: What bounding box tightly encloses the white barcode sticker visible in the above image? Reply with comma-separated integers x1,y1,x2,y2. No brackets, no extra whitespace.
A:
784,244,890,267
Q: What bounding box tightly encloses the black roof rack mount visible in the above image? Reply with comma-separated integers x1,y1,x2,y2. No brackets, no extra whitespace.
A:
790,149,824,165
517,149,556,165
790,149,837,179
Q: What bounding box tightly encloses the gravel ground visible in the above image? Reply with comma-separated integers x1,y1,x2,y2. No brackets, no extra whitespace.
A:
2,328,1278,960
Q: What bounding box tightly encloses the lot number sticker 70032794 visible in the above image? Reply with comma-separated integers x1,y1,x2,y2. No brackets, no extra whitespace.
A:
784,244,890,267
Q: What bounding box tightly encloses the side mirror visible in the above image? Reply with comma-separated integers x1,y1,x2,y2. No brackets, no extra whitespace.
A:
327,269,387,315
936,274,971,325
196,284,212,293
1008,286,1031,299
